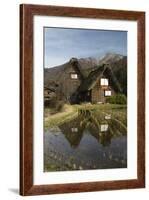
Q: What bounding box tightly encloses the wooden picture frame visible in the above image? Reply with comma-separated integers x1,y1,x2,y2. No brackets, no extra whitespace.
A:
20,4,145,196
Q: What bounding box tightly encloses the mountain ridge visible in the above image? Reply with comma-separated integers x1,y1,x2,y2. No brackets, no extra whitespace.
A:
45,53,126,69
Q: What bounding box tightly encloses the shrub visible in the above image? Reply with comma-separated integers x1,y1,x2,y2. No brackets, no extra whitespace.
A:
106,94,127,105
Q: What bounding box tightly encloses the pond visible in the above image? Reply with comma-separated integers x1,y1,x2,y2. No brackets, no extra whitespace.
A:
44,107,127,171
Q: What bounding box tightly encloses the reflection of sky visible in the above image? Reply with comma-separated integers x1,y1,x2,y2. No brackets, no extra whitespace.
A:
44,27,127,68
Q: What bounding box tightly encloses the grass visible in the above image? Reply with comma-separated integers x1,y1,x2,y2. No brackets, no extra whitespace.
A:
74,103,126,110
44,104,78,129
44,103,127,129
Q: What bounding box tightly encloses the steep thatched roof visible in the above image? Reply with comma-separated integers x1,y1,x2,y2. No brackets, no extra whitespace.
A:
69,58,84,81
76,62,124,94
78,64,107,92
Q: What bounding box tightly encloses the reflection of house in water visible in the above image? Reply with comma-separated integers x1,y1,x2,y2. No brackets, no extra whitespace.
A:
71,128,78,132
105,114,111,120
88,124,113,147
100,124,109,132
59,116,114,148
58,105,127,148
59,118,84,148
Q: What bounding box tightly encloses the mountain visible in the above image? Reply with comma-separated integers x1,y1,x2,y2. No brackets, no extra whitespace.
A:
98,53,124,65
44,53,127,95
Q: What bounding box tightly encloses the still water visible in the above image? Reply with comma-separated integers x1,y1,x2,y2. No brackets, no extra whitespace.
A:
44,108,127,171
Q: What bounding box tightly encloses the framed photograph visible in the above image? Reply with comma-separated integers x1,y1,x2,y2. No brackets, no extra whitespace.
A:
20,4,145,196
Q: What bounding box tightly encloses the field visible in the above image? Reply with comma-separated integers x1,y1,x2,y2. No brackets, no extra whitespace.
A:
44,103,127,129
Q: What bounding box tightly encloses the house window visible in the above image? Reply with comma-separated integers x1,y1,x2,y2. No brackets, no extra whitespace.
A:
105,114,111,120
100,78,108,86
105,90,111,96
71,73,78,79
100,124,109,132
71,128,78,132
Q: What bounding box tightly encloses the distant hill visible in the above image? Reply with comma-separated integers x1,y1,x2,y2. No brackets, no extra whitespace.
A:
98,53,125,64
44,53,127,96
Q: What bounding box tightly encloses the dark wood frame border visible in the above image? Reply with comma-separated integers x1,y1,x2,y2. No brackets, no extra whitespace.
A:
20,4,145,196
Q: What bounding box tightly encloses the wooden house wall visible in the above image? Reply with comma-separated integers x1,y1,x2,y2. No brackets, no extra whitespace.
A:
91,79,114,103
91,82,105,103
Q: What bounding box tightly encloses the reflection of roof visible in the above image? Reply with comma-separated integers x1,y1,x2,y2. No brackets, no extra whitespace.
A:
59,117,84,148
100,124,109,132
59,112,127,148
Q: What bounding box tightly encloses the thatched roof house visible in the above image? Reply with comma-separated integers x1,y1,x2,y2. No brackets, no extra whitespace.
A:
44,56,126,104
68,59,117,103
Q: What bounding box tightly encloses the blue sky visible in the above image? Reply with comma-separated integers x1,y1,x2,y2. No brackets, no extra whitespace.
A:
44,27,127,68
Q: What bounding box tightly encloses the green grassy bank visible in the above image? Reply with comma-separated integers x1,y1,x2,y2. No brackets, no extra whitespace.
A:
44,103,127,129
